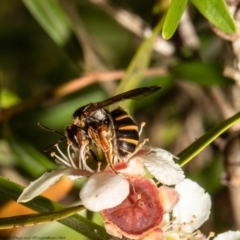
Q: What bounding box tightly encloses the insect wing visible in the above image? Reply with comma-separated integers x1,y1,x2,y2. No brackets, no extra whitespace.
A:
73,85,161,118
87,85,160,111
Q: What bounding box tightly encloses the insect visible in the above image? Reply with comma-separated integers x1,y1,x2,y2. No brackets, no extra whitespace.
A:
66,85,161,168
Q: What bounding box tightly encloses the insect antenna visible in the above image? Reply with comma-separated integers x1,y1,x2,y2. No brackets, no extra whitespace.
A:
38,123,66,152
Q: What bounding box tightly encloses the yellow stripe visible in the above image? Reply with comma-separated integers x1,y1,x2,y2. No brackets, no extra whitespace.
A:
118,125,138,131
115,114,129,121
119,138,138,145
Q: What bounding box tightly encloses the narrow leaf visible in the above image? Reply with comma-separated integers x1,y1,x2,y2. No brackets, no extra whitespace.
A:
0,177,109,239
0,205,83,229
178,112,240,166
113,20,163,110
162,0,188,39
22,0,72,46
191,0,236,34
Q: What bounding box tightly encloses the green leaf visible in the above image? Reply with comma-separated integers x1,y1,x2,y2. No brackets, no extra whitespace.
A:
0,177,109,240
191,0,236,34
162,0,188,39
0,204,84,229
178,112,240,166
113,20,163,110
22,0,72,46
173,62,233,86
1,88,20,108
9,138,55,178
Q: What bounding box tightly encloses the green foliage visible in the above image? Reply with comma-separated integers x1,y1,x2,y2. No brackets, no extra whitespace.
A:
0,177,109,239
162,0,236,39
0,0,239,238
162,0,188,39
22,0,72,46
9,138,55,178
113,20,163,110
191,0,236,34
178,112,240,166
1,88,20,108
173,62,233,86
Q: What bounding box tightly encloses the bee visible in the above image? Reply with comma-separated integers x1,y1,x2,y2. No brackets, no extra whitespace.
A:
39,86,161,170
66,85,161,167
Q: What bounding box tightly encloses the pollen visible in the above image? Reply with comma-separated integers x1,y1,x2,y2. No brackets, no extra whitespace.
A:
138,201,145,207
209,232,215,237
161,215,209,240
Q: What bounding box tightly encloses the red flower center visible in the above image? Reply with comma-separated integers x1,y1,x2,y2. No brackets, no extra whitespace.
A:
102,177,164,236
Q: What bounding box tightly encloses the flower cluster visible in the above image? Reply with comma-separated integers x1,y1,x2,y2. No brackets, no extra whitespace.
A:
17,142,184,211
17,125,240,239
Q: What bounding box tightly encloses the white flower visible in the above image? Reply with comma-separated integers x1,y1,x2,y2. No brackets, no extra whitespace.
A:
159,179,240,240
82,147,184,211
136,147,185,185
173,179,211,232
214,231,240,240
162,178,211,240
17,144,130,212
17,143,184,212
80,172,129,211
17,168,81,203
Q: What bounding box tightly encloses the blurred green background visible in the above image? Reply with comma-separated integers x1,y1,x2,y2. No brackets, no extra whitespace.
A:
0,0,239,238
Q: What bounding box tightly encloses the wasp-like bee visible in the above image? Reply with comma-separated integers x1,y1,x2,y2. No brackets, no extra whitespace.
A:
39,86,160,170
66,85,161,167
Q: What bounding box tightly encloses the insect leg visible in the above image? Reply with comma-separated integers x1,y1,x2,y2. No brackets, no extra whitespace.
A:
89,149,101,162
38,123,66,152
97,126,118,174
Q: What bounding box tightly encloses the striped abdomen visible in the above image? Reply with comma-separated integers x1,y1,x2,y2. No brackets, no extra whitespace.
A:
110,107,139,158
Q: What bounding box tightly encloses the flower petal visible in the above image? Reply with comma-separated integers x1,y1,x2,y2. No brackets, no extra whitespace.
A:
173,178,211,232
17,168,74,203
214,231,240,240
158,186,180,212
140,148,184,185
120,157,146,176
142,228,163,240
103,221,123,239
80,172,129,211
101,177,164,239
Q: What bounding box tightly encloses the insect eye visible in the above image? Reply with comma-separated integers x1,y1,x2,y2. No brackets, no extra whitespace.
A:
65,125,81,148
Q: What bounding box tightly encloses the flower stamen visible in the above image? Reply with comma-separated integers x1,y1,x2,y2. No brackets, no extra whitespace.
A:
138,122,146,136
51,144,73,168
208,232,215,239
97,161,102,172
126,138,149,162
78,140,95,172
67,144,78,169
79,139,89,167
51,141,97,172
162,215,210,240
